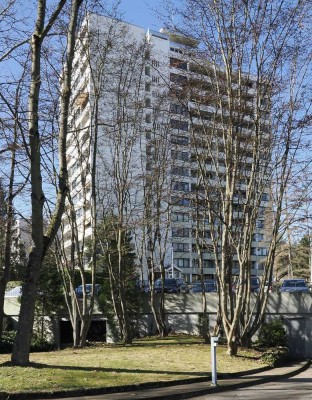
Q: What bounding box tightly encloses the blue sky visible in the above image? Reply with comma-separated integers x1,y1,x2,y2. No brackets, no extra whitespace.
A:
118,0,163,30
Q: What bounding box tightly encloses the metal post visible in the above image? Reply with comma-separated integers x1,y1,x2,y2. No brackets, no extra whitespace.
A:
171,246,174,278
211,336,218,386
189,245,192,283
308,222,312,285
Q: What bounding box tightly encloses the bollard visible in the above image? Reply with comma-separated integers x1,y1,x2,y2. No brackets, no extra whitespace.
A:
211,336,219,386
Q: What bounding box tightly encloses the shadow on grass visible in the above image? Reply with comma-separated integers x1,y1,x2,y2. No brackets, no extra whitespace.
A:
0,361,209,377
129,341,205,347
235,354,261,361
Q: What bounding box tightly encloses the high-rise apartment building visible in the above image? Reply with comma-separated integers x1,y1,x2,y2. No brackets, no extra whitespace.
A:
63,14,270,283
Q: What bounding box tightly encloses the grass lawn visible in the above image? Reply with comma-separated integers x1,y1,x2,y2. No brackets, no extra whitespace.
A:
0,335,267,395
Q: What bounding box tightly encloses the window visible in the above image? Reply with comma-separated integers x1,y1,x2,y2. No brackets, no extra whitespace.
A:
170,119,188,131
170,47,183,54
252,247,268,256
171,135,189,145
172,243,190,252
172,166,189,177
172,181,189,192
253,233,264,241
170,57,187,70
192,243,213,253
261,193,269,201
171,150,189,161
192,229,211,239
256,220,265,229
203,259,215,268
145,98,151,107
191,183,205,193
260,98,268,106
172,227,190,237
152,59,160,67
170,103,188,116
174,258,190,268
171,197,190,207
152,76,159,83
171,212,189,222
145,114,152,123
170,73,187,84
193,258,215,268
218,159,226,168
145,82,151,92
145,66,150,76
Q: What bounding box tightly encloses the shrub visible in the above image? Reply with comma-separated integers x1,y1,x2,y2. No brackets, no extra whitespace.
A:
30,334,54,352
0,330,16,353
258,319,288,348
260,347,289,366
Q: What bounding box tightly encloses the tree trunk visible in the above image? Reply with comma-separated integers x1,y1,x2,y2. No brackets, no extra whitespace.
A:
11,250,42,364
201,292,209,343
226,339,238,356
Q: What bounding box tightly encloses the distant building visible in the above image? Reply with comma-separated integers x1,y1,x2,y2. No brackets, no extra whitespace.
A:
11,218,32,259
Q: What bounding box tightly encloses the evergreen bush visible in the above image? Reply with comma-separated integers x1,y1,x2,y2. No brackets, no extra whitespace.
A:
258,318,288,348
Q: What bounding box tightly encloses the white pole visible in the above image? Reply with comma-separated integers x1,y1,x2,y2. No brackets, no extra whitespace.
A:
211,336,218,386
309,228,312,285
190,245,193,283
308,219,312,284
171,246,174,278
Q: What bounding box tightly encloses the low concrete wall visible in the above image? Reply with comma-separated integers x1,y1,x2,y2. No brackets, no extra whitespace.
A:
139,292,312,358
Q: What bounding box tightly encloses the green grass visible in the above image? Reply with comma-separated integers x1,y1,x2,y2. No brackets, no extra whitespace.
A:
0,336,267,395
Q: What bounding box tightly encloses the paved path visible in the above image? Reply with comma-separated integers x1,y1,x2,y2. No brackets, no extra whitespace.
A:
190,364,312,399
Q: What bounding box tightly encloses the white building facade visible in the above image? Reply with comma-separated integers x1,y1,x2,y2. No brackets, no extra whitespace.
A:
64,14,270,283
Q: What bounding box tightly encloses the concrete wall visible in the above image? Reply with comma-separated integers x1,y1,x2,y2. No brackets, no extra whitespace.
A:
139,292,312,358
5,292,312,358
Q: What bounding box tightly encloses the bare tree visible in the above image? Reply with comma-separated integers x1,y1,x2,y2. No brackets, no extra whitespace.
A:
0,0,32,340
140,96,173,338
162,0,312,354
10,0,83,366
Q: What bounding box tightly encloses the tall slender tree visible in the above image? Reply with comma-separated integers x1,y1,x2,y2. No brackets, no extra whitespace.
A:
11,0,83,366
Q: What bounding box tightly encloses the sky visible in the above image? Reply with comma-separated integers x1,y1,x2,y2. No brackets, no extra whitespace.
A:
118,0,164,31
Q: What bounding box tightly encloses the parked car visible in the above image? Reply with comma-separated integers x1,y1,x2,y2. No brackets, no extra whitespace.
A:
75,284,101,297
191,280,217,293
154,278,184,293
279,279,310,293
